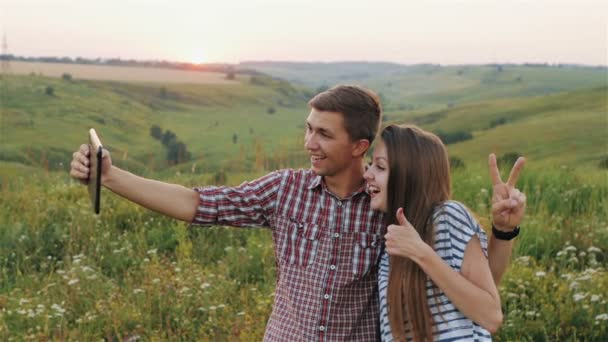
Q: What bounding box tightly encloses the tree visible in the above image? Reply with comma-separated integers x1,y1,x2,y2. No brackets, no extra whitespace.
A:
166,140,191,165
159,86,168,99
232,133,238,144
161,130,177,146
45,86,54,96
150,125,163,140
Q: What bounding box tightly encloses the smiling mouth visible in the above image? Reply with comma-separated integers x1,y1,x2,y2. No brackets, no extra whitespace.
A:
310,155,326,162
367,185,380,197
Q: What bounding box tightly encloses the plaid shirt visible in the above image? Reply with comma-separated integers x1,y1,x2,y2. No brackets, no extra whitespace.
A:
192,169,385,341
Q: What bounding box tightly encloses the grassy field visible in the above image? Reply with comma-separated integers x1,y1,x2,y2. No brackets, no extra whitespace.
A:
1,62,607,340
0,165,606,340
10,61,239,84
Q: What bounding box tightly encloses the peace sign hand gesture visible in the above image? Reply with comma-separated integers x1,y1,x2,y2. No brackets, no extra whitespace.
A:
488,153,527,232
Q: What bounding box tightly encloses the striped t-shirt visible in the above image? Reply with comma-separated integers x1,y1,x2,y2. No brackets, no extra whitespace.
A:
378,200,492,341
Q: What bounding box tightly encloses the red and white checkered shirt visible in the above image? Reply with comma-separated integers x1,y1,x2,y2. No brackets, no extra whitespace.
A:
192,169,385,341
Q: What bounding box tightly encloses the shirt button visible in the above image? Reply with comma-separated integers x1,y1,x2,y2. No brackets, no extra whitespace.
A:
333,232,340,238
330,265,336,270
319,326,325,332
323,294,330,299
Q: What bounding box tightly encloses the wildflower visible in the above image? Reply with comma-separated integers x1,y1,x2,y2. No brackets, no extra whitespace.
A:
573,293,586,302
51,304,65,314
564,246,577,252
209,306,217,310
237,311,245,316
201,283,211,289
576,274,592,281
68,278,79,286
535,271,546,277
147,249,157,255
133,288,144,294
591,295,600,302
19,298,30,305
588,246,602,253
595,313,608,321
525,311,536,317
152,278,161,284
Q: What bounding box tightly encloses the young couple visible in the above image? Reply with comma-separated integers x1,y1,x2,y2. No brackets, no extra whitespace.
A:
70,85,526,341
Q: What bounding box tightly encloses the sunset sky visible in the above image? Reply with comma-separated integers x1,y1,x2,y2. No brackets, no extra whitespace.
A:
1,0,606,65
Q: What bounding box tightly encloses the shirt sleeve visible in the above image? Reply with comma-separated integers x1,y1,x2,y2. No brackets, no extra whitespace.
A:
191,170,285,228
432,201,489,271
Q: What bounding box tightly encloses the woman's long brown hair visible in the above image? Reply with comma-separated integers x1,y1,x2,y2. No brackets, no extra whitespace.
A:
382,125,451,341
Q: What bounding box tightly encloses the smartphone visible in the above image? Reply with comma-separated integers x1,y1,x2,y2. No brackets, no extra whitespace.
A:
88,128,103,214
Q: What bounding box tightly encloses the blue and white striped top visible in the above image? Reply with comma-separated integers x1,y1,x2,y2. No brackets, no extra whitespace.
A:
378,200,492,341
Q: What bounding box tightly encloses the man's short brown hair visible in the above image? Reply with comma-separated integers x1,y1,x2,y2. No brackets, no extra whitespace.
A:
308,85,383,143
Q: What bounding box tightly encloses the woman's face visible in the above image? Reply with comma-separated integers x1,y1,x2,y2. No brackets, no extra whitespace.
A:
363,140,389,213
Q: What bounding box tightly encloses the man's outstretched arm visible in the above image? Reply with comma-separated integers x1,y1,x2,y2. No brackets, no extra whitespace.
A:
70,144,199,222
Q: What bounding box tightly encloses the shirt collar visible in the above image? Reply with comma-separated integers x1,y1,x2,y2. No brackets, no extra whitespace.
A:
307,174,369,199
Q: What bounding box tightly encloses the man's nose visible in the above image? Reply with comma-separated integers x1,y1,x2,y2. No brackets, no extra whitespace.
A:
304,133,318,150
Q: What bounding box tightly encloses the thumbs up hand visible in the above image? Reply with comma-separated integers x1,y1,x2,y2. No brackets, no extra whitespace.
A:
385,208,431,262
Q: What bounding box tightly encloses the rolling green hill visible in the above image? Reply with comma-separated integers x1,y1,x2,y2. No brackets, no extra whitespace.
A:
240,62,607,111
392,87,608,167
1,64,606,179
0,74,310,176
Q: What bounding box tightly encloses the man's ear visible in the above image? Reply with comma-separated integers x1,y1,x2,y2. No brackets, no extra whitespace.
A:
352,139,370,158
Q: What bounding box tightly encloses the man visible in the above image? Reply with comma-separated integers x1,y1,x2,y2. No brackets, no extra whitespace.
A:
70,85,525,341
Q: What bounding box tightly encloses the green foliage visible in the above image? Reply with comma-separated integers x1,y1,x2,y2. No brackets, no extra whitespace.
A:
435,129,473,145
45,85,54,96
599,156,608,169
1,164,606,340
61,73,72,81
150,125,162,140
497,152,522,170
449,156,465,170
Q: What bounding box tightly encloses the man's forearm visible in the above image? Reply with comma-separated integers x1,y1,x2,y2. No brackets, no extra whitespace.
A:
488,235,514,285
102,165,199,222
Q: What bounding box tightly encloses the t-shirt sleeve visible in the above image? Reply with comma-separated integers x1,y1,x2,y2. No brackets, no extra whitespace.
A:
432,201,489,271
190,170,285,228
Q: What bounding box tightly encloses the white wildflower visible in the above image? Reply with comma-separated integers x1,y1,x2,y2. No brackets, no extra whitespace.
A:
573,293,586,302
68,278,79,286
535,271,546,277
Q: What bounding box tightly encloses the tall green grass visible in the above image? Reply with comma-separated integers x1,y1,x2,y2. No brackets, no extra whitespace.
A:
1,164,606,340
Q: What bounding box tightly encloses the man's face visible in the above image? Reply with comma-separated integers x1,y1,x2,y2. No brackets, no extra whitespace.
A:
363,140,389,212
304,109,358,178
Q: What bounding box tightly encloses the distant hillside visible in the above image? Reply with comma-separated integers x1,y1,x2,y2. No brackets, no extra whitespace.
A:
397,87,607,167
0,73,310,176
1,65,606,178
240,62,607,111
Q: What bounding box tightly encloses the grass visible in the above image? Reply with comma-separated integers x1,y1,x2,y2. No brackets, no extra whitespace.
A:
0,164,606,340
1,64,607,339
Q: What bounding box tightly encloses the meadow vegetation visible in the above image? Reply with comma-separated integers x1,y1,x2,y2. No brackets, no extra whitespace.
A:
1,63,606,340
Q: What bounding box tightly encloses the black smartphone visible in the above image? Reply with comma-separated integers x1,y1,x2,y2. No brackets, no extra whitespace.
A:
88,128,103,214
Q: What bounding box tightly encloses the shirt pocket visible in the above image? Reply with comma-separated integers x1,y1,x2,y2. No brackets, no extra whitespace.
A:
280,218,322,267
352,232,382,278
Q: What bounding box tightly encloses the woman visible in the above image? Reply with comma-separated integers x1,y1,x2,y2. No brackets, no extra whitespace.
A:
364,125,502,341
